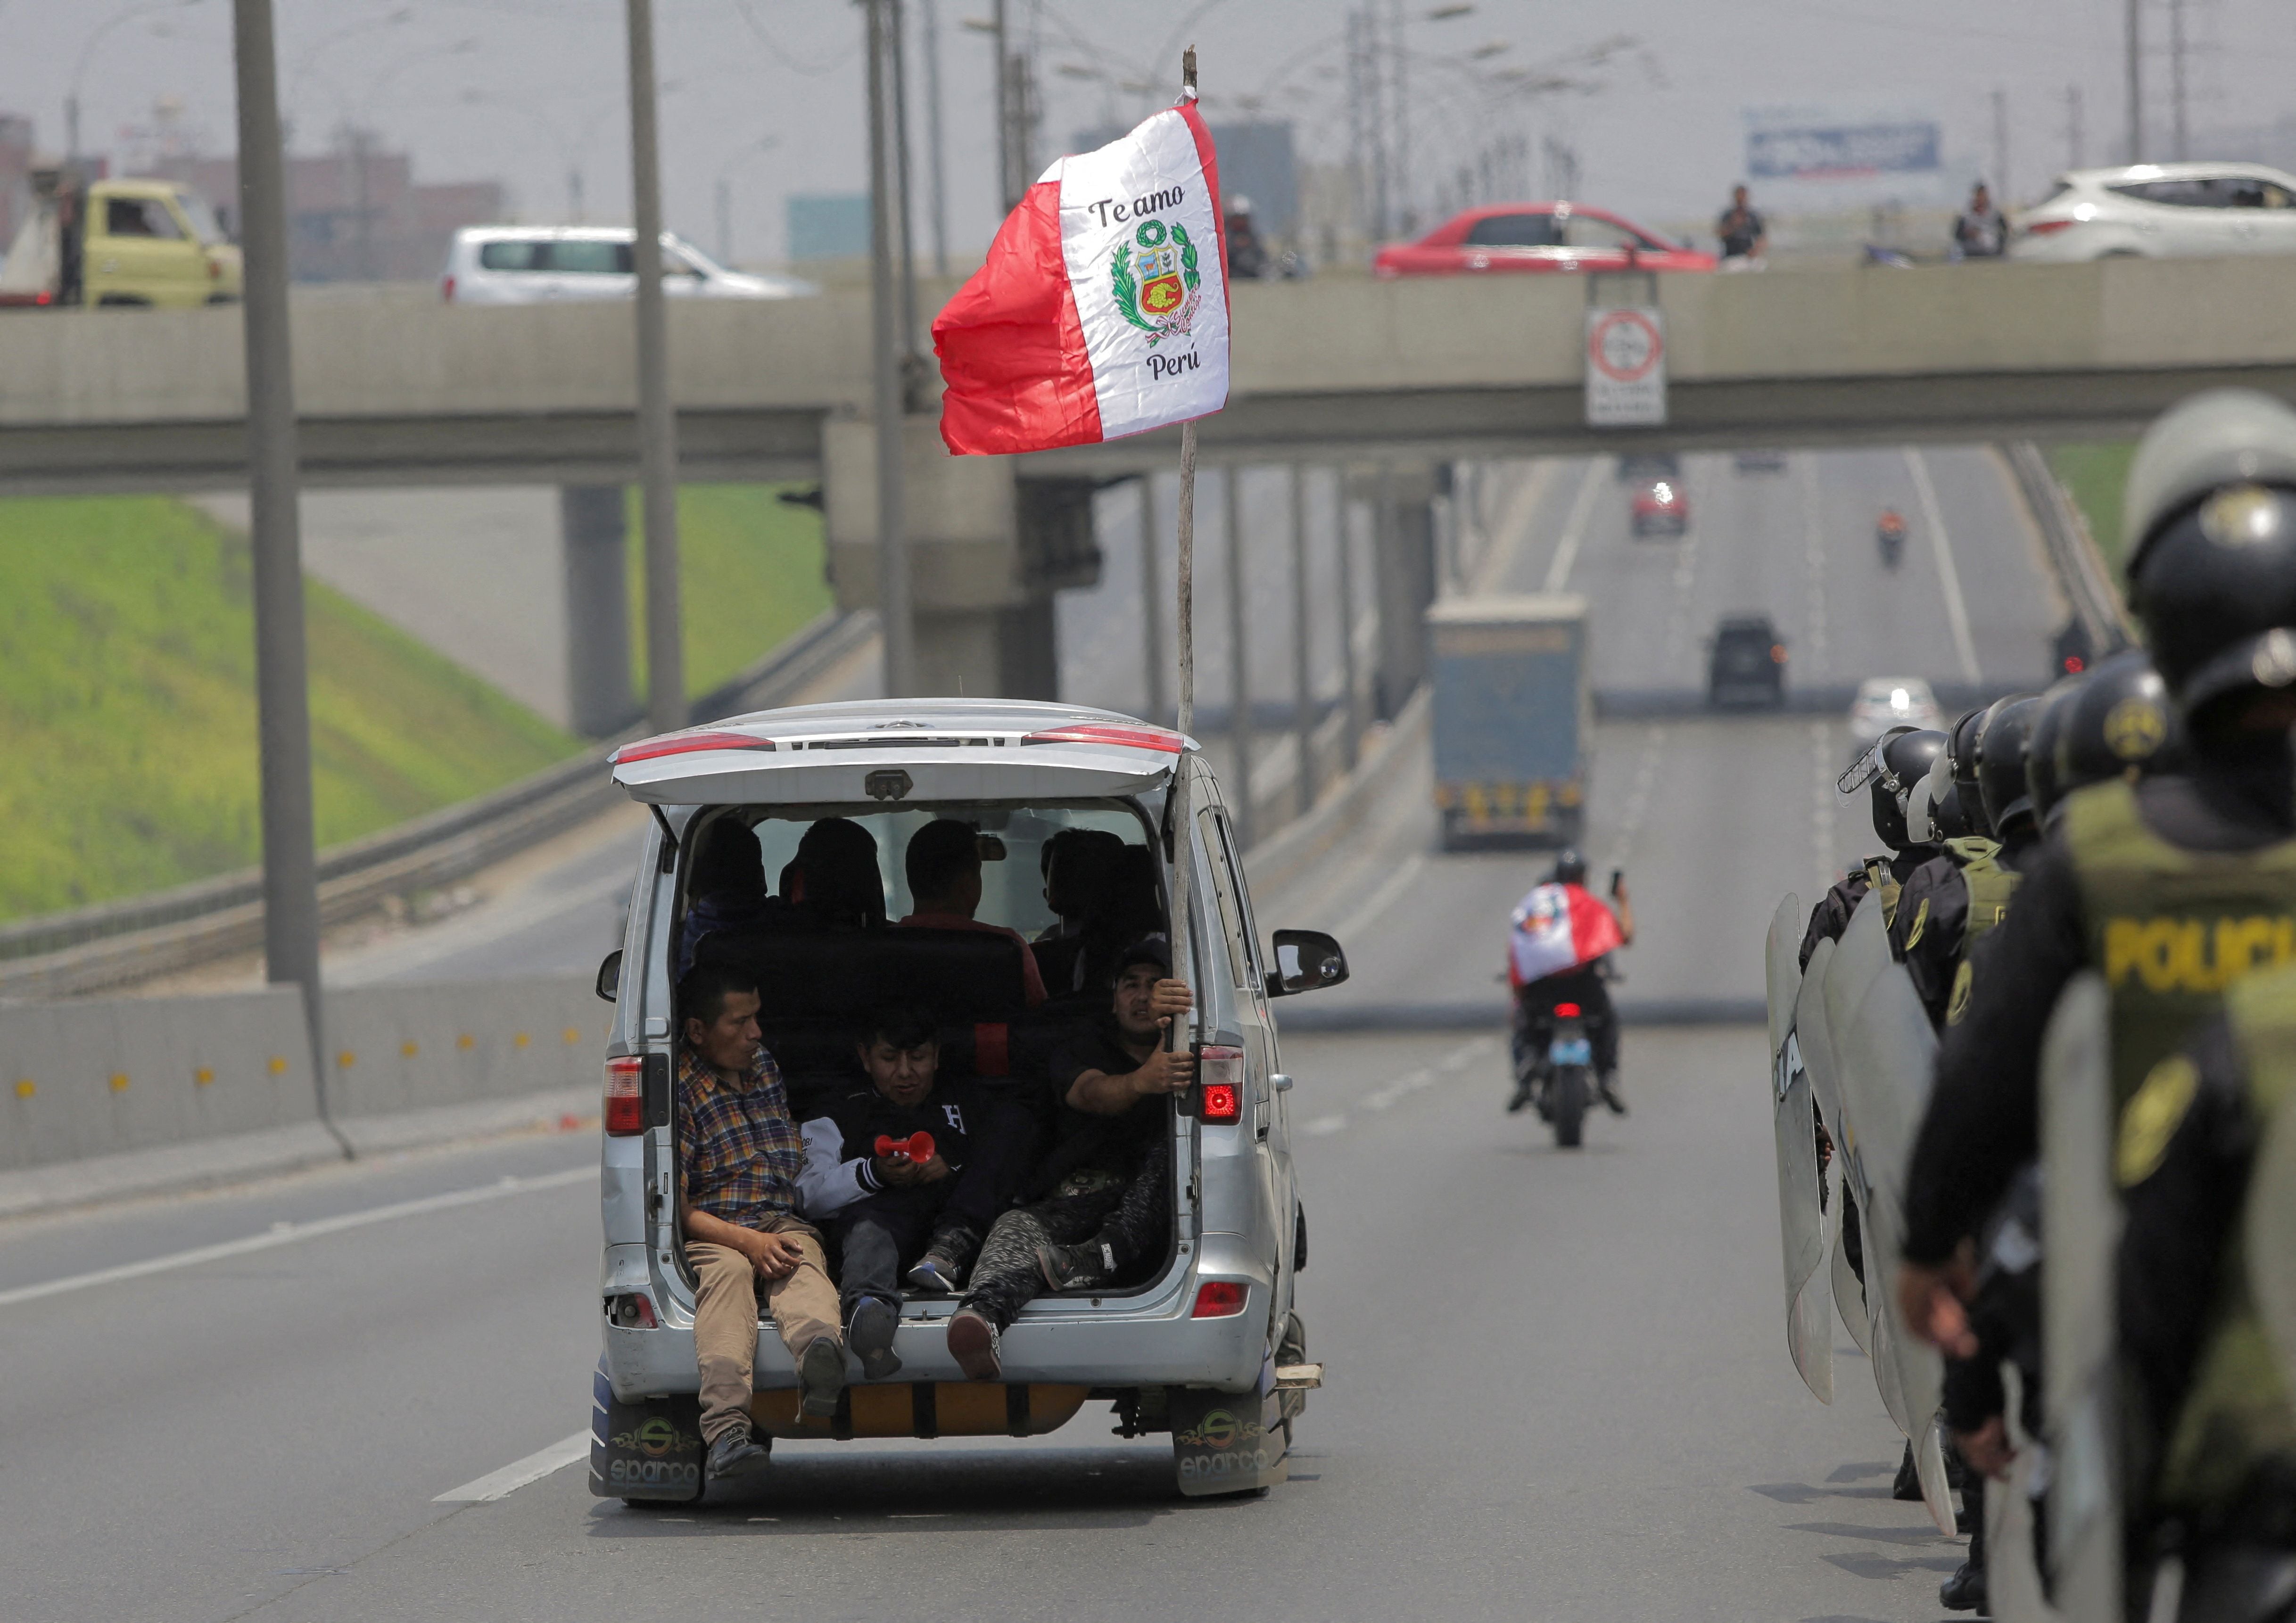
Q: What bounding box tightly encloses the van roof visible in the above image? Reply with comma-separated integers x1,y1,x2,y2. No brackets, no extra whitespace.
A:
608,698,1194,807
1425,593,1587,625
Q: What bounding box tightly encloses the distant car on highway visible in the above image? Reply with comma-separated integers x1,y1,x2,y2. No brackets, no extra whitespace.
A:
1709,615,1786,708
2010,163,2296,262
1616,451,1679,485
1848,676,1942,741
1631,478,1688,538
1373,202,1717,278
439,226,815,304
1734,448,1788,473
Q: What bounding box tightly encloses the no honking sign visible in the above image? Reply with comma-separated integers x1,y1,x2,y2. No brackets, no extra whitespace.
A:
1585,304,1667,427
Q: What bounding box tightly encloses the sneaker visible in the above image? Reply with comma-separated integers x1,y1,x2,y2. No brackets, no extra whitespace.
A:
797,1334,847,1419
906,1225,980,1293
1599,1072,1627,1115
946,1307,1002,1382
1505,1078,1535,1114
705,1422,771,1481
848,1296,903,1380
1892,1441,1923,1501
1938,1559,1988,1613
1037,1237,1115,1292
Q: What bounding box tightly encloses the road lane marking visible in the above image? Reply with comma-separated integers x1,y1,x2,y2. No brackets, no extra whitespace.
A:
435,1430,590,1503
1470,461,1553,594
1330,853,1425,945
1356,1037,1500,1116
1302,1115,1349,1136
1601,725,1667,876
0,1165,595,1309
1542,459,1605,593
1904,446,1982,685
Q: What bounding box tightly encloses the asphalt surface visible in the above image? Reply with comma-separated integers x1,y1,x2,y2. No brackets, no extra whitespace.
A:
5,447,2070,1621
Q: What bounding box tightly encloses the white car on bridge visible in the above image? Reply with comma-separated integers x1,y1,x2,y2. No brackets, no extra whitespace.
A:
1848,676,1942,743
2009,163,2296,262
440,225,815,304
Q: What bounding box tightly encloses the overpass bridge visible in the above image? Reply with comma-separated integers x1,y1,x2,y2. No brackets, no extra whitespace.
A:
5,255,2288,699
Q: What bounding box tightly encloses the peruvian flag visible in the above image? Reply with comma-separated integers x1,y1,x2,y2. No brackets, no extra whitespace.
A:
1506,883,1626,988
933,99,1230,456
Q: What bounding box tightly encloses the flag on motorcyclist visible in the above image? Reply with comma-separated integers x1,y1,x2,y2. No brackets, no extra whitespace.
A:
1507,882,1626,987
932,100,1230,455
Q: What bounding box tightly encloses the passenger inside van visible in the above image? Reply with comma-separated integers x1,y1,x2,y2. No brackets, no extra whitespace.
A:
794,1005,1042,1377
781,816,887,930
945,938,1193,1381
1032,829,1123,997
675,820,775,976
895,819,1047,1006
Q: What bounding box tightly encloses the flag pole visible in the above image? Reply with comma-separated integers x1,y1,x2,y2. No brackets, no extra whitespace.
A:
1168,44,1200,1055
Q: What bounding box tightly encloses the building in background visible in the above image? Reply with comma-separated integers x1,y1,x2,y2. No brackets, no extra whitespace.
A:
153,135,503,283
0,115,38,249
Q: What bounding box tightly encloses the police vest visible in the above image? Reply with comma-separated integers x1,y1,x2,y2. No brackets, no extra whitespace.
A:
1862,857,1902,928
1929,838,2021,1027
2122,967,2296,1516
2067,777,2296,1109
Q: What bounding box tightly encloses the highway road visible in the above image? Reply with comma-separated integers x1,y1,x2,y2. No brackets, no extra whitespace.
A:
1,445,2071,1621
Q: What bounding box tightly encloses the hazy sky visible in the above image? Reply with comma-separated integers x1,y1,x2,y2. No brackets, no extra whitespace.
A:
4,0,2291,266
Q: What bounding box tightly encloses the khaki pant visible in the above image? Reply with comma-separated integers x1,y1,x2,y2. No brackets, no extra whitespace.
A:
690,1218,842,1442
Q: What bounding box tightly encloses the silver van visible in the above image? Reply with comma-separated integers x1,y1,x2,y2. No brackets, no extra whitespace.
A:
587,700,1343,1502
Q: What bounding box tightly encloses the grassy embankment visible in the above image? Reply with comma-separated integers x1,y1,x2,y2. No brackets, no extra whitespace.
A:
0,485,828,921
2046,441,2138,576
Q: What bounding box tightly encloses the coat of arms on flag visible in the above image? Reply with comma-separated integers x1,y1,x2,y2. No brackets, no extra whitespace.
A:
1114,218,1199,341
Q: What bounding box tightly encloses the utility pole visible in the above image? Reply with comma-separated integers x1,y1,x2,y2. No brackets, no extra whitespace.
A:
1365,7,1389,240
626,0,685,735
866,0,914,696
1345,10,1367,250
1289,464,1315,817
921,0,949,276
889,0,919,368
231,0,336,1153
2066,82,2085,169
1335,467,1362,773
2169,0,2189,160
1225,465,1253,849
1140,474,1167,725
1390,0,1410,235
2126,0,2144,163
1991,88,2010,202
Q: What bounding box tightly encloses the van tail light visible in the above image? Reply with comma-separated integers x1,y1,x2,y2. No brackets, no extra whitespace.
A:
604,1055,644,1136
1198,1045,1243,1122
1191,1281,1248,1318
607,1292,658,1329
1553,1003,1581,1018
2022,218,2076,236
441,274,456,301
609,728,777,766
1020,723,1185,752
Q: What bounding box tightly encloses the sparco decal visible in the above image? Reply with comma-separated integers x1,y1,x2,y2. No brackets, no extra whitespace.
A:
1180,1449,1272,1482
606,1457,702,1491
1173,1409,1260,1451
613,1417,699,1458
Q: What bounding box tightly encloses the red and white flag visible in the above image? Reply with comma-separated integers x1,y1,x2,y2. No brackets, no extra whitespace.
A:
933,100,1229,456
1506,883,1626,988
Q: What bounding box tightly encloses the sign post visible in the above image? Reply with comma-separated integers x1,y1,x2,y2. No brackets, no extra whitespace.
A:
1584,274,1667,429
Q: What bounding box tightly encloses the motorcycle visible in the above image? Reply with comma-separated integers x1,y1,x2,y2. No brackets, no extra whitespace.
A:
1509,996,1600,1148
1876,511,1907,570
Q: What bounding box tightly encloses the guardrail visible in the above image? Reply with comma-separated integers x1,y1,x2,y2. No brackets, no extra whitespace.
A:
0,610,877,999
2002,440,2136,653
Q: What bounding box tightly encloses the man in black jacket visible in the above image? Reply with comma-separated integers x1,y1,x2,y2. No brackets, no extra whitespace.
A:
797,1006,1037,1378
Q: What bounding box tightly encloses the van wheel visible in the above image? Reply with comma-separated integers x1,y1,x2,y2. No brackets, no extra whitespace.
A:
1277,1310,1308,1368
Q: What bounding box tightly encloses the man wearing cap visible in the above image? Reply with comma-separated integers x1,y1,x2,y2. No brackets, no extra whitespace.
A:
943,937,1195,1381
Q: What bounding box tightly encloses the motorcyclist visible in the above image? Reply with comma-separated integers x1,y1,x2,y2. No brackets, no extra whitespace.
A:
1899,389,2296,1456
1798,724,1947,969
1878,507,1908,567
1507,849,1634,1116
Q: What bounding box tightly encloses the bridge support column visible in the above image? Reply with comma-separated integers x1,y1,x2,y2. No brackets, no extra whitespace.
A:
1365,461,1439,720
825,419,1099,702
560,485,637,737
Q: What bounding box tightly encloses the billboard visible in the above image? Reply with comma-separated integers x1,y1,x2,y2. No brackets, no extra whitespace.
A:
1745,113,1942,181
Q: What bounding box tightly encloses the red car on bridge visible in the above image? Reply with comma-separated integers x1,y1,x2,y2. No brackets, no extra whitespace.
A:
1373,203,1716,278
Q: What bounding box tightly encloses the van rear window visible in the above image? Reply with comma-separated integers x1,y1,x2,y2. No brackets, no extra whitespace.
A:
477,239,635,273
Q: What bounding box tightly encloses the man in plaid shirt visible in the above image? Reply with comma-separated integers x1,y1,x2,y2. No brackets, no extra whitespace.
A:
676,963,846,1481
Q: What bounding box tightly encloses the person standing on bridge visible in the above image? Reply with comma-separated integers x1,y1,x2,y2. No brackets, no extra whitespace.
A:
1951,181,2009,260
1716,183,1768,266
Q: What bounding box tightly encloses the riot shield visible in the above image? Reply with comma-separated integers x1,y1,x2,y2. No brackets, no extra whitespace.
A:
1768,894,1834,1403
1799,936,1872,1356
1822,896,1954,1533
1985,1362,2065,1623
2040,972,2121,1623
2252,1092,2296,1412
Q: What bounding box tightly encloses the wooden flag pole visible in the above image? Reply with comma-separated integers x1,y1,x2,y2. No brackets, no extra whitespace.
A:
1168,44,1201,1054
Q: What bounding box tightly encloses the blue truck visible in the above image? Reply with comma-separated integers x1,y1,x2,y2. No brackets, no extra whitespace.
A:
1425,593,1591,851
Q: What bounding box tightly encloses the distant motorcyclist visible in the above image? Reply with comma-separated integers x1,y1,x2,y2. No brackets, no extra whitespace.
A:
1507,850,1634,1116
1798,725,1947,969
1877,507,1908,568
1224,195,1270,280
1901,390,2296,1414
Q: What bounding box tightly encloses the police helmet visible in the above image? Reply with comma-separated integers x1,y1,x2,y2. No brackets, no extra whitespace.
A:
1841,726,1948,850
1947,707,1993,837
2123,390,2296,721
1930,777,1977,840
2053,646,2180,799
1550,849,1588,885
2023,676,2085,823
1973,694,2042,834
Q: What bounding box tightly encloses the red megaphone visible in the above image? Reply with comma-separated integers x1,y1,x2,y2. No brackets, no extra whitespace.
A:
874,1130,935,1163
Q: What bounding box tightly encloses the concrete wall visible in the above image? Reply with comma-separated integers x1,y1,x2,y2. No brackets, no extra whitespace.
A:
0,976,605,1173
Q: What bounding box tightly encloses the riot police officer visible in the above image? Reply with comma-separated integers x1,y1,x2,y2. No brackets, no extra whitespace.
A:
1798,725,1949,968
1900,387,2296,1376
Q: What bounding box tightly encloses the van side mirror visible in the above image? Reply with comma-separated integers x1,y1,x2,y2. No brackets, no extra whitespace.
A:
1266,929,1349,997
595,948,622,1003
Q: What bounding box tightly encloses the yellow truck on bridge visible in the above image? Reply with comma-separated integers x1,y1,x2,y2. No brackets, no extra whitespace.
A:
0,169,240,310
